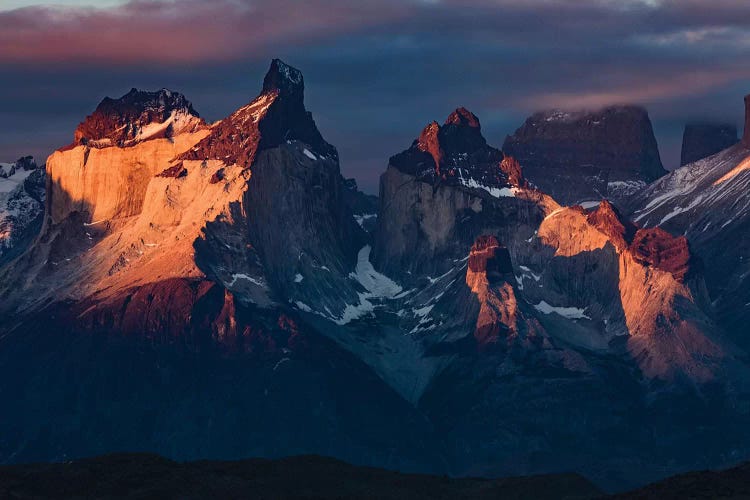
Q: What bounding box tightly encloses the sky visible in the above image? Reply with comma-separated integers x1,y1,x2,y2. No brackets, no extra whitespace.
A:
1,0,749,193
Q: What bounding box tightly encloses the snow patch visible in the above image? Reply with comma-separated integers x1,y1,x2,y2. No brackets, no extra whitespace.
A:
0,168,32,194
302,148,317,160
354,213,376,228
533,300,590,320
334,246,403,325
294,301,312,312
459,176,517,198
579,201,601,210
225,273,266,288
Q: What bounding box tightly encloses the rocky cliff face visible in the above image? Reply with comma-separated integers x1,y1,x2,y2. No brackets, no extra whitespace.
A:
681,123,738,166
1,65,749,493
0,61,434,471
374,108,539,279
370,109,744,488
503,106,666,204
626,95,750,348
4,59,365,321
0,156,45,265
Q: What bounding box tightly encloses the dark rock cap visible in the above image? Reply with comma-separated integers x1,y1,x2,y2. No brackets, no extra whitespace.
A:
73,88,201,146
179,58,335,168
262,59,305,104
629,227,693,282
502,105,666,204
390,108,501,182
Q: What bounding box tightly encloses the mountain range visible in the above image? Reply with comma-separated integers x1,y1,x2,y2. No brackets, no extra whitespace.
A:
0,59,749,493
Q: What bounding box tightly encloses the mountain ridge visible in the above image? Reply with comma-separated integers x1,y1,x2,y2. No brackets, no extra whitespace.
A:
0,60,749,492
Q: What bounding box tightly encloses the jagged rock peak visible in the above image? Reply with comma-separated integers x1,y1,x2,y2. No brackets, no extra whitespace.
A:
439,108,487,154
743,94,750,147
389,108,501,183
179,58,335,168
72,87,203,148
499,154,527,188
262,59,304,101
586,200,637,251
681,122,738,166
445,107,481,128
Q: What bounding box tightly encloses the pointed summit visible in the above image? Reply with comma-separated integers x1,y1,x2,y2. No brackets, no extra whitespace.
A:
440,107,486,153
180,59,335,168
586,200,637,251
444,107,481,128
389,108,510,190
262,59,304,103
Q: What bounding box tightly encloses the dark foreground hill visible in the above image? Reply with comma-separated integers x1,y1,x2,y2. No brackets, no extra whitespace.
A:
0,453,601,500
612,461,750,499
4,453,750,499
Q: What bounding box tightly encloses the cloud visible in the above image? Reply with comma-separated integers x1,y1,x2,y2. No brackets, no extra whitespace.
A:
0,0,410,64
518,68,750,111
3,0,750,67
1,0,749,188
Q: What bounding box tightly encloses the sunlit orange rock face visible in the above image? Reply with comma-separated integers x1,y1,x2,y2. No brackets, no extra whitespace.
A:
585,200,636,251
417,121,443,175
2,58,362,338
466,235,544,349
538,200,721,381
498,155,528,189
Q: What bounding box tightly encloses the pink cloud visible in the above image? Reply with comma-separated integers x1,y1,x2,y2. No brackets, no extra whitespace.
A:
518,68,750,111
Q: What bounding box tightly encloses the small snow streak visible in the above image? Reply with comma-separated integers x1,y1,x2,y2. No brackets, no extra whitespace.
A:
534,300,590,320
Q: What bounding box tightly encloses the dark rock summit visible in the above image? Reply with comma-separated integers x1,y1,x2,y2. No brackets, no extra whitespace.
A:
744,94,750,147
375,107,537,278
72,88,204,147
680,123,738,166
389,107,523,190
503,106,666,204
180,59,335,169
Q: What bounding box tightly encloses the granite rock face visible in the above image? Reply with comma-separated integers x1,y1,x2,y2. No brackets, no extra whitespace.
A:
627,95,750,349
371,107,743,489
0,60,410,470
503,106,666,204
680,123,738,166
1,65,749,494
